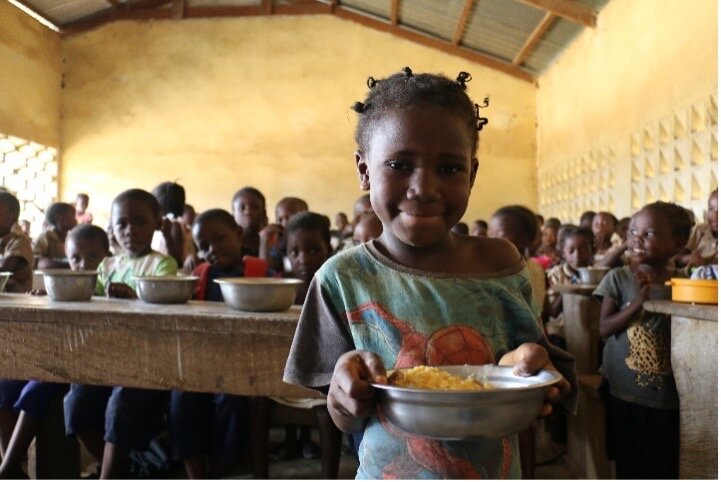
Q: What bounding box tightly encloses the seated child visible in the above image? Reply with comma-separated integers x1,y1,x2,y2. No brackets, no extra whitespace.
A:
579,210,596,230
451,222,469,235
151,181,196,269
677,188,717,269
352,211,382,245
182,204,196,230
232,187,268,257
259,196,308,273
544,226,594,347
0,191,33,292
63,188,177,478
591,211,620,263
283,67,575,479
268,212,342,477
470,219,488,237
33,202,77,269
534,218,561,269
0,224,110,478
330,212,352,251
75,193,93,225
170,209,252,478
594,201,691,479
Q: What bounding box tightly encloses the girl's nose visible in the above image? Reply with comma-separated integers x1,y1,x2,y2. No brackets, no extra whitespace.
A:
406,170,439,200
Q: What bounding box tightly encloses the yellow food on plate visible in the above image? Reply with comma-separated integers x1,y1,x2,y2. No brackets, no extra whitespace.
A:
388,366,490,390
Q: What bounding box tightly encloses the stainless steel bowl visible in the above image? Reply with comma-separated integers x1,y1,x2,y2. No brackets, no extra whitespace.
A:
372,364,562,440
42,269,98,301
577,267,610,285
214,278,303,312
134,276,198,304
0,271,11,292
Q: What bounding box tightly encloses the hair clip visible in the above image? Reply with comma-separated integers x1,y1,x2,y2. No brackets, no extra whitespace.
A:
367,77,377,89
401,66,413,77
477,118,489,131
352,102,366,113
456,72,472,89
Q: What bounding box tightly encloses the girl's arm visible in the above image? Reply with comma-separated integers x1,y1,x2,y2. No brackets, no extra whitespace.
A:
594,242,628,268
327,350,387,433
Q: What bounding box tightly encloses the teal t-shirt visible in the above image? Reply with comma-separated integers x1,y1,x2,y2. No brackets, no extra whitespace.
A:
284,242,547,479
97,251,178,293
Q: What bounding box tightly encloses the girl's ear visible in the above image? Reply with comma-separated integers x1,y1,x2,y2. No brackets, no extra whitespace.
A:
355,151,371,191
469,157,479,188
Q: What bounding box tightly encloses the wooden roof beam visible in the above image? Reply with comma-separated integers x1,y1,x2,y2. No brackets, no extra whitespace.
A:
171,0,186,19
452,0,475,45
62,0,172,35
333,6,534,83
9,0,64,28
512,11,556,66
390,0,399,25
516,0,596,27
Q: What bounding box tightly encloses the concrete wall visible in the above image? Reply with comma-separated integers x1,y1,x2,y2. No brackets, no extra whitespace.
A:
59,15,537,228
0,0,61,147
537,0,717,219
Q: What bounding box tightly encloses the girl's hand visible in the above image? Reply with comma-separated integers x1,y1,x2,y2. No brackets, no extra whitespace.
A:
327,350,387,432
498,343,570,417
106,282,137,299
633,264,652,301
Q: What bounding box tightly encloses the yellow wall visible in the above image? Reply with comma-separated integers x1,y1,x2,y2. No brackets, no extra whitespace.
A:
537,0,717,218
0,0,61,147
59,15,537,228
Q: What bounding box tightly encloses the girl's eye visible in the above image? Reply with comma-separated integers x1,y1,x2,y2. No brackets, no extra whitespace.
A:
440,165,462,175
386,160,410,170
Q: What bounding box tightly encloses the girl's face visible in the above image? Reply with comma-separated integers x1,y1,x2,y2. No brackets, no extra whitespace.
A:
66,237,108,271
707,192,718,234
627,209,682,266
356,107,477,250
57,209,78,236
286,228,330,282
233,194,266,232
193,219,243,271
111,199,159,257
541,226,557,248
562,235,592,269
592,213,615,239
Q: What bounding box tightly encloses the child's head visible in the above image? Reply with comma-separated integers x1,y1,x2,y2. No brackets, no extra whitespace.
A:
489,205,538,256
19,219,31,236
45,202,77,237
352,67,486,248
192,209,244,271
616,216,631,241
285,211,332,282
707,188,718,235
579,211,596,230
182,204,196,227
451,222,469,235
335,212,348,231
591,211,618,241
470,219,488,237
232,187,267,233
275,197,308,228
0,191,20,237
352,194,373,218
628,201,692,266
66,224,110,271
557,226,594,269
353,212,383,244
152,181,185,218
541,219,560,249
111,189,161,257
75,193,89,214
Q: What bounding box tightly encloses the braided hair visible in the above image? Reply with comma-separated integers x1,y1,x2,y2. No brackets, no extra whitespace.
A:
352,67,489,154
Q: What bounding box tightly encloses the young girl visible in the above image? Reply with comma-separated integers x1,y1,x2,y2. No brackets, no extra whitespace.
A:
594,201,691,479
283,67,575,479
259,196,309,274
63,189,177,478
232,186,268,257
0,191,32,292
0,224,110,478
591,211,619,263
33,202,77,269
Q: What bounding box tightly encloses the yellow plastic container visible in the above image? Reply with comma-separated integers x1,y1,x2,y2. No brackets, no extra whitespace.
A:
665,278,718,304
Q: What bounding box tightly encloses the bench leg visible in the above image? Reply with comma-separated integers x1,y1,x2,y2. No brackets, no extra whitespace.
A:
28,395,80,479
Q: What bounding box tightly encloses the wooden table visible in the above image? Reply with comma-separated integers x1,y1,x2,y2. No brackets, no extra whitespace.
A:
644,300,718,480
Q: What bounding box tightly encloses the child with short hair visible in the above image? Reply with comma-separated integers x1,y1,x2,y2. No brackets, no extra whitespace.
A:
0,191,32,292
678,188,717,269
591,211,619,262
33,202,77,269
470,219,488,237
75,193,93,225
579,210,596,230
259,196,309,273
0,224,110,478
63,189,178,478
283,67,575,479
352,211,382,244
594,201,691,479
170,209,252,478
151,181,196,269
232,187,268,257
534,218,562,269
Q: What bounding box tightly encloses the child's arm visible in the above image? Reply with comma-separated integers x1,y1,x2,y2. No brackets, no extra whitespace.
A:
0,255,32,292
594,241,628,268
327,350,387,433
106,282,137,299
547,291,563,318
160,218,186,266
598,268,650,339
498,343,571,417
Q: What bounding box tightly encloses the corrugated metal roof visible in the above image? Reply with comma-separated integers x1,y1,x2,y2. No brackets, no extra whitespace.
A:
340,0,390,20
523,19,584,73
399,0,464,42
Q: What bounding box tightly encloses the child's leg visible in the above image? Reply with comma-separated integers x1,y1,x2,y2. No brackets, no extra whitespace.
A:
211,394,249,475
102,386,169,478
169,390,213,479
0,380,26,456
64,384,112,463
0,381,67,477
314,405,342,479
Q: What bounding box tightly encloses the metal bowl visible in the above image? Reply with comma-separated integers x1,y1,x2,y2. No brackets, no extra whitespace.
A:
0,271,11,292
42,269,98,301
372,364,562,440
134,276,199,304
214,278,303,312
577,267,610,285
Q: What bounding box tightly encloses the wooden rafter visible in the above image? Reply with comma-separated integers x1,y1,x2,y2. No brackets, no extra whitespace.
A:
106,0,122,8
390,0,399,25
333,6,533,82
516,0,596,27
261,0,273,15
10,0,64,27
171,0,186,19
452,0,475,45
512,11,556,66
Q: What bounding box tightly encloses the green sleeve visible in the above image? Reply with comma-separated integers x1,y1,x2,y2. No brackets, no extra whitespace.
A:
154,255,178,276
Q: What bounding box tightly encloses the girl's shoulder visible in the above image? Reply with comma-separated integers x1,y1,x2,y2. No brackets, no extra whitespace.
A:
460,236,524,276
